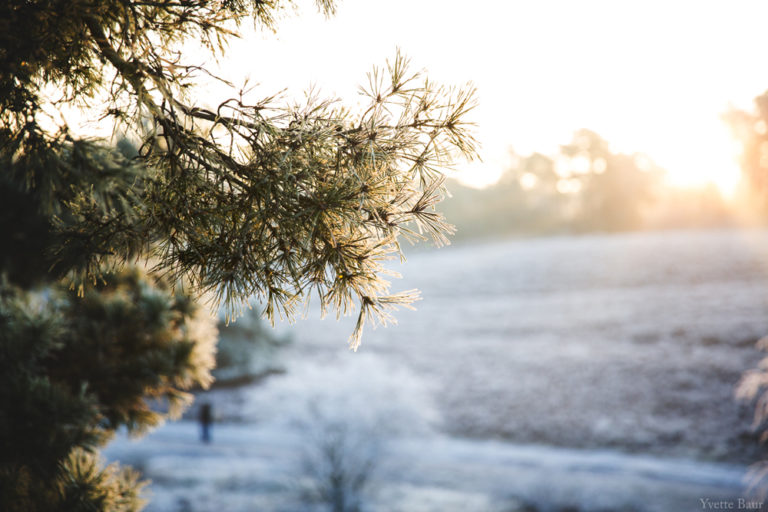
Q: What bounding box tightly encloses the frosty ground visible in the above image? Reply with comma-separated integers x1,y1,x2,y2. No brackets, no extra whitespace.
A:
107,421,747,511
106,229,768,511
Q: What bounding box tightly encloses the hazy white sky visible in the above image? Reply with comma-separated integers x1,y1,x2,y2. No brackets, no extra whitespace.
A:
211,0,768,195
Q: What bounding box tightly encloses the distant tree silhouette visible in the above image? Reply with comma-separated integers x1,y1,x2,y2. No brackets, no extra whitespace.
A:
724,92,768,213
560,129,663,231
442,130,664,238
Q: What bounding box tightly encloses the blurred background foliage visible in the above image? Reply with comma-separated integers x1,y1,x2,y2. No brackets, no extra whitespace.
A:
214,308,290,383
442,128,739,241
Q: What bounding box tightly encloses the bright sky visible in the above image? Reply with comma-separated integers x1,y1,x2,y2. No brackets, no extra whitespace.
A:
209,1,768,197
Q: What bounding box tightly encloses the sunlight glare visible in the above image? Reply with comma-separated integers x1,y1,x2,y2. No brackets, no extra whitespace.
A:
641,118,743,198
64,0,768,201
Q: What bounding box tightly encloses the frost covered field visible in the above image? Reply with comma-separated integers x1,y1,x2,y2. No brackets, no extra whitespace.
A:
106,229,768,511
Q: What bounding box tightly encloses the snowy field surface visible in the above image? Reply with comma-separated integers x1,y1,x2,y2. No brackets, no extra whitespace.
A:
107,422,748,512
106,229,768,511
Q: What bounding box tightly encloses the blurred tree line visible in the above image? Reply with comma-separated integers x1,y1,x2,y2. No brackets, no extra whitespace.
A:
442,129,733,240
724,92,768,219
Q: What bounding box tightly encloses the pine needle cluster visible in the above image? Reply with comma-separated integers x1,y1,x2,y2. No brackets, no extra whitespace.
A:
0,1,476,509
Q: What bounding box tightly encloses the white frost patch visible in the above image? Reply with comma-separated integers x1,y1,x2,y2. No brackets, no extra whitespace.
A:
241,352,440,438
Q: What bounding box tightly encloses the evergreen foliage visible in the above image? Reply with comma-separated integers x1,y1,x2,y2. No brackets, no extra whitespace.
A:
0,1,476,510
0,269,215,510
